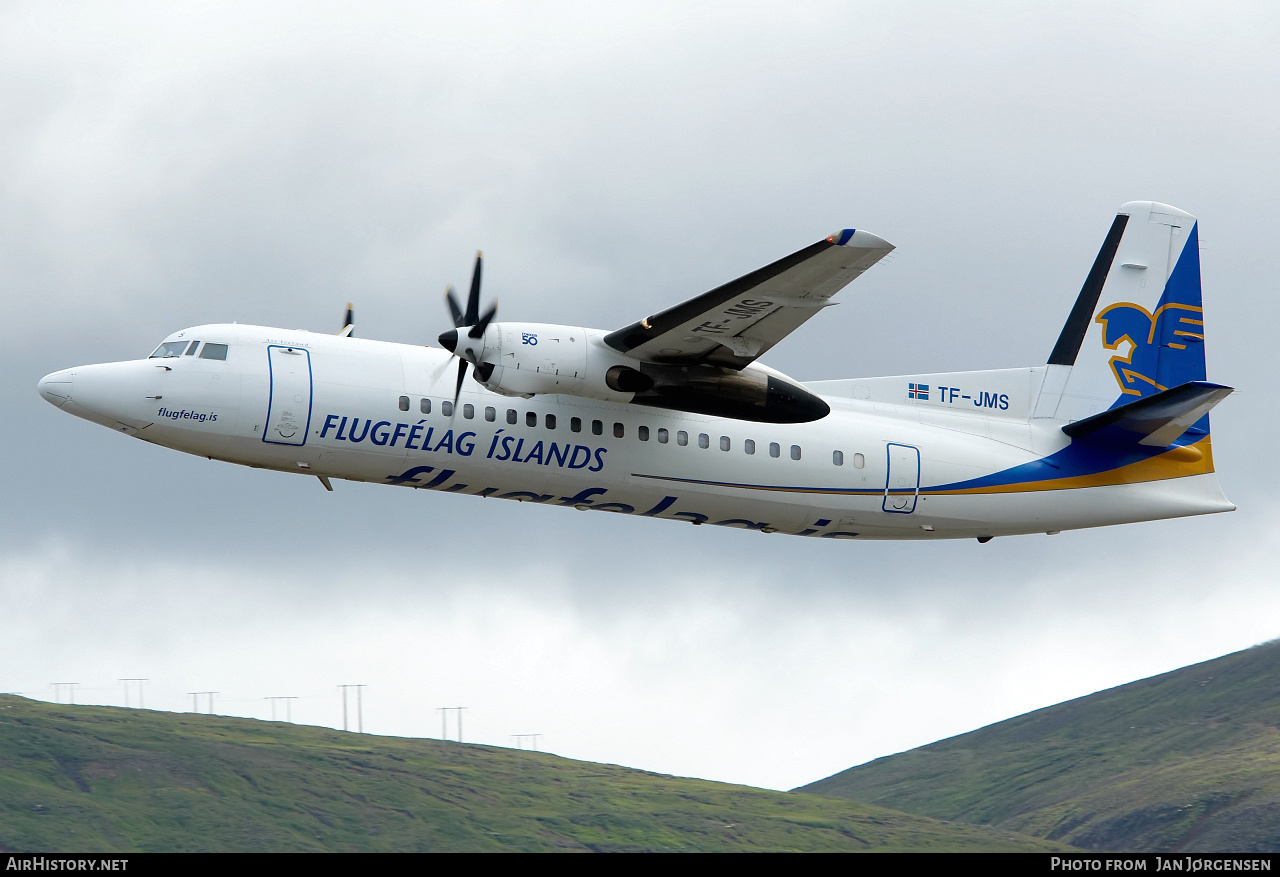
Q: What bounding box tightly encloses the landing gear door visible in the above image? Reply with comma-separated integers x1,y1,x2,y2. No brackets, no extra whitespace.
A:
883,443,920,514
265,345,313,446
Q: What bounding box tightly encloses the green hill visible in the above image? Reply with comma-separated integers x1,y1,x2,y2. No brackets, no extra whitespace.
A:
0,695,1064,852
800,639,1280,852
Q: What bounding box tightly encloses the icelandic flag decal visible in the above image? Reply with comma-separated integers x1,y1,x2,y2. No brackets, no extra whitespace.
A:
908,382,929,400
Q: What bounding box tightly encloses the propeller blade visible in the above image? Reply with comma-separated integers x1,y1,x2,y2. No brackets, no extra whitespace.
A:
337,302,355,337
445,286,464,328
442,249,494,394
452,357,468,407
465,251,482,325
428,354,456,385
468,301,497,339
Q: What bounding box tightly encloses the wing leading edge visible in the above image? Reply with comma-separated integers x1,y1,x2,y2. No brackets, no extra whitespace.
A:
604,228,894,369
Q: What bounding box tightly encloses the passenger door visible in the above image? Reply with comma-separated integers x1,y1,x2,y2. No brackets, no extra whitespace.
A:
883,443,920,514
264,345,312,446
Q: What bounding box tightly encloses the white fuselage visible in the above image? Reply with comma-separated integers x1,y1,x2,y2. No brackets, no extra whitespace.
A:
37,323,1234,541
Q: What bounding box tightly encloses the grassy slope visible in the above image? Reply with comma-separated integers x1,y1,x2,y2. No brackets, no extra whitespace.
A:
800,640,1280,852
0,696,1065,852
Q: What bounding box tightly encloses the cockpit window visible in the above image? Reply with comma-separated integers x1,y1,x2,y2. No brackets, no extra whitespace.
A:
199,343,229,361
149,341,189,358
184,341,200,355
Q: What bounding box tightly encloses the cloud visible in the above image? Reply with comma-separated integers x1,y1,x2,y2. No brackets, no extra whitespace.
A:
2,2,1278,792
5,502,1278,791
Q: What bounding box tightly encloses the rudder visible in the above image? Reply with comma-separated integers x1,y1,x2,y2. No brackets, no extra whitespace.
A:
1037,202,1208,425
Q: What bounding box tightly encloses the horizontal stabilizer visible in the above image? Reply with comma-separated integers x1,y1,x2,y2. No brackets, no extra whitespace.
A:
1062,381,1232,448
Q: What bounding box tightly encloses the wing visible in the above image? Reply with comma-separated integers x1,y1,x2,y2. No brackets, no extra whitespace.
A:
603,229,893,369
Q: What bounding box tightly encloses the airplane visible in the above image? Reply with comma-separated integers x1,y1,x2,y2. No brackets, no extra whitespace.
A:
37,201,1233,541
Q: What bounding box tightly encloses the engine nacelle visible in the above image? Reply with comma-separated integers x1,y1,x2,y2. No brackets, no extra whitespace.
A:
628,361,830,423
473,323,634,402
468,323,829,423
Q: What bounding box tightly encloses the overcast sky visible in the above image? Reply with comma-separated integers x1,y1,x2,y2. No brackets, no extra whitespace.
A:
3,1,1280,791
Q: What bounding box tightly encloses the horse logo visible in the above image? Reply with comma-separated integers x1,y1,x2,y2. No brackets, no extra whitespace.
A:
1096,302,1205,397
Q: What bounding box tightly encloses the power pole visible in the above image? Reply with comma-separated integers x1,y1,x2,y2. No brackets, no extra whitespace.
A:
514,733,541,752
51,683,79,704
188,691,217,714
513,734,542,776
339,685,366,732
438,707,467,742
266,696,297,722
120,678,148,708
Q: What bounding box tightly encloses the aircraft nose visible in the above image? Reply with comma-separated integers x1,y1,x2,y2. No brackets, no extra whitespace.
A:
38,361,158,432
37,369,74,407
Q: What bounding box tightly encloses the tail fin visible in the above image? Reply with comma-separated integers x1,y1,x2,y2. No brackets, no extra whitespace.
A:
1035,202,1212,429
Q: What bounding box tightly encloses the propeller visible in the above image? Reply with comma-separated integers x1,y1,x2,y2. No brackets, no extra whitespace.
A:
438,251,497,407
337,302,354,337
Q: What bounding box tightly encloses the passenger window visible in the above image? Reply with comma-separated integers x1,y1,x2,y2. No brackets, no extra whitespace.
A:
420,398,432,415
546,414,557,429
592,420,603,436
198,343,229,361
853,452,865,469
464,404,474,419
507,409,517,425
185,341,200,356
677,430,689,446
744,439,756,455
398,395,410,412
639,426,650,441
769,442,780,458
571,417,582,433
697,433,709,449
614,423,624,438
485,406,496,422
442,400,453,417
526,411,537,427
833,450,844,466
720,436,730,452
657,428,669,444
791,444,802,461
